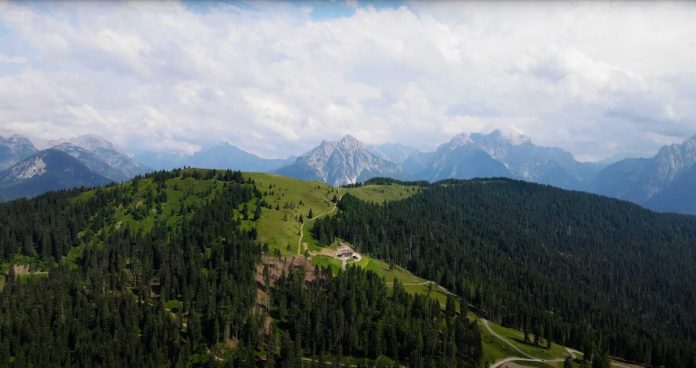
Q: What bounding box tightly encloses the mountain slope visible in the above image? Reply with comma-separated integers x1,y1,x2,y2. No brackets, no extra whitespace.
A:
420,133,511,181
468,130,600,189
0,135,38,171
63,134,149,180
0,169,480,367
418,131,599,189
592,134,696,212
314,178,696,367
644,164,696,213
186,142,293,171
52,143,134,182
0,149,111,201
368,143,421,164
276,135,401,185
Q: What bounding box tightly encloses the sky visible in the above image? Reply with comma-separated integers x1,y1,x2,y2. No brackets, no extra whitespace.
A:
1,1,696,161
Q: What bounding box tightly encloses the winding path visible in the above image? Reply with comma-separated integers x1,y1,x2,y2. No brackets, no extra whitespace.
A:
297,199,341,255
481,318,568,368
481,319,536,360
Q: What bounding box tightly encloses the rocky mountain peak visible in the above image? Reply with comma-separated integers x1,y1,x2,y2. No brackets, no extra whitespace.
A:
446,132,473,149
472,129,531,147
68,134,117,152
337,135,364,150
277,135,400,186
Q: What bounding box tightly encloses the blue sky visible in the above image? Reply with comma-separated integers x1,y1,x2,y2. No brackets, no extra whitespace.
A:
1,1,696,161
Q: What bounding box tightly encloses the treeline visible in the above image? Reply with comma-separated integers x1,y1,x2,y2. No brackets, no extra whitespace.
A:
139,167,247,183
342,177,429,188
270,266,481,367
313,178,696,367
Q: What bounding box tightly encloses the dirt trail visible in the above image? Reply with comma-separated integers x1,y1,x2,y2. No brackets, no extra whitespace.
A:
482,318,566,368
481,319,536,360
297,199,341,255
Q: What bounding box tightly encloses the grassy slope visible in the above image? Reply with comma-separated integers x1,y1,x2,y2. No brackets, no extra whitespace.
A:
476,318,575,368
247,173,421,256
245,173,341,255
346,184,421,204
486,322,569,361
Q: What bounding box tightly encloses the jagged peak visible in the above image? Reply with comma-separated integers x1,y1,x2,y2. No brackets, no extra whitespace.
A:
68,134,117,152
339,134,360,143
473,129,531,146
0,134,35,146
448,132,473,147
337,134,365,150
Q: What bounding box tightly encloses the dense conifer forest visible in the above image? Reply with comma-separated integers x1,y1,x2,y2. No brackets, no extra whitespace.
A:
0,170,261,366
5,171,696,366
271,266,481,367
313,178,696,367
0,169,479,367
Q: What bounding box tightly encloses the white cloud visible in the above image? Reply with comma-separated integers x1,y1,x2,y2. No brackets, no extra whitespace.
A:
0,1,695,160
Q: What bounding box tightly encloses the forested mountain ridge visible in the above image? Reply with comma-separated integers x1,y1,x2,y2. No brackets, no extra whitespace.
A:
0,169,480,367
314,178,696,367
3,168,696,366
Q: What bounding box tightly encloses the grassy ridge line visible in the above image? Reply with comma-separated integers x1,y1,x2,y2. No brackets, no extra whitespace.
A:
246,173,421,255
245,173,340,255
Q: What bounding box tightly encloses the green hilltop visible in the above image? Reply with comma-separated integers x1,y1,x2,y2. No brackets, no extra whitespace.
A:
0,169,650,367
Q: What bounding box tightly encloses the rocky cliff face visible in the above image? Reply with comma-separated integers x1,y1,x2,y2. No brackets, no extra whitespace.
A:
276,135,401,186
592,135,696,213
0,149,111,201
64,135,149,180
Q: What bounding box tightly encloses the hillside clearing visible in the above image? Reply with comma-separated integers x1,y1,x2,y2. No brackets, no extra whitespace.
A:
345,183,421,203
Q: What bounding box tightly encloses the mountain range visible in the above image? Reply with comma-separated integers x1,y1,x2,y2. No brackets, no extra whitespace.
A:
272,130,604,191
0,149,111,201
3,130,696,215
0,134,149,201
591,135,696,213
